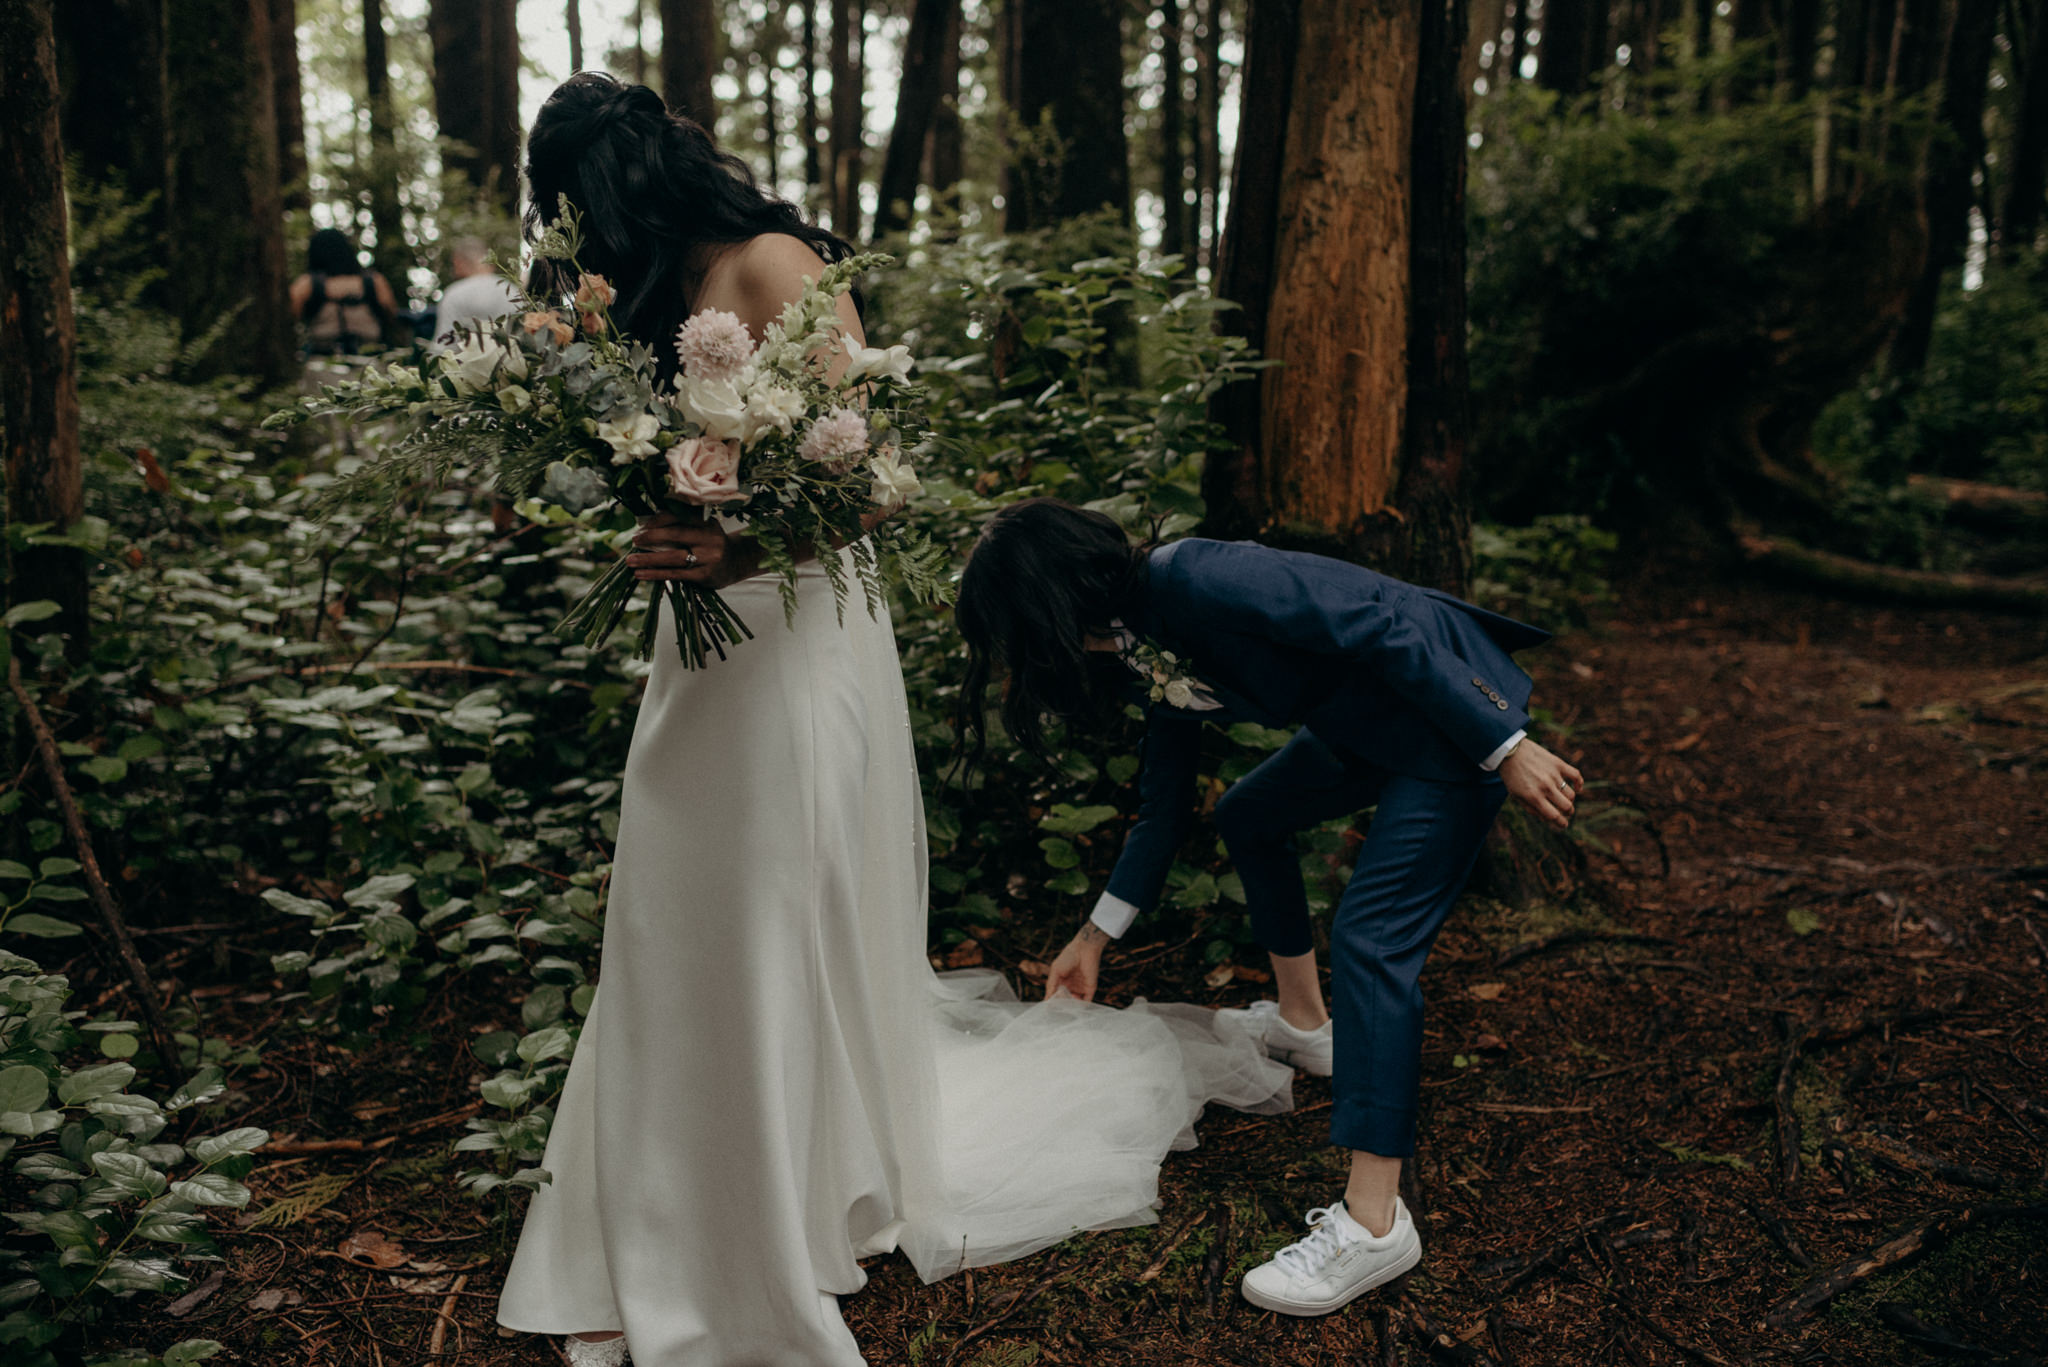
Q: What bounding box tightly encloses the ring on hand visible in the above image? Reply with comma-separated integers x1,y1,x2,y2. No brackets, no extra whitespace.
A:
683,549,700,568
1557,779,1571,793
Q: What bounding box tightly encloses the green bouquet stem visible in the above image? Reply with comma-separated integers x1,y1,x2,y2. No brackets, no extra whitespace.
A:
557,556,753,669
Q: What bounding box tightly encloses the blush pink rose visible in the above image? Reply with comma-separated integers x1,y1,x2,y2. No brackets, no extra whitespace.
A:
663,437,746,505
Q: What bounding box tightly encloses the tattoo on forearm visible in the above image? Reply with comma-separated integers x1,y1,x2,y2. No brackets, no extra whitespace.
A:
1078,922,1112,946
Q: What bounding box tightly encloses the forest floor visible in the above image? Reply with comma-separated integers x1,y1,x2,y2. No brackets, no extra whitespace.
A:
126,576,2048,1367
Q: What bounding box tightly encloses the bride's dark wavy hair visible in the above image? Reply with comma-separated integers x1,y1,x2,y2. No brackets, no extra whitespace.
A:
523,72,859,377
953,499,1150,776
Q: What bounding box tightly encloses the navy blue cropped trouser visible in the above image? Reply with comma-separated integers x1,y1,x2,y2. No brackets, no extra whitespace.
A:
1212,728,1504,1158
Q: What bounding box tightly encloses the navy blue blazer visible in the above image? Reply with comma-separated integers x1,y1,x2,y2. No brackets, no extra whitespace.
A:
1103,538,1550,919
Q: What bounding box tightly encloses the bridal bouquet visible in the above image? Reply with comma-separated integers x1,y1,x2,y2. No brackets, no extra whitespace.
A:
268,203,947,668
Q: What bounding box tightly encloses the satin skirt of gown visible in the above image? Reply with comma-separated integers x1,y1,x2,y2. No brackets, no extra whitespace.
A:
497,554,1294,1366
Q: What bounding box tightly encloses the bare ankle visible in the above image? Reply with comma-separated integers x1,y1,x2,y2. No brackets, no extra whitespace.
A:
1277,1002,1329,1032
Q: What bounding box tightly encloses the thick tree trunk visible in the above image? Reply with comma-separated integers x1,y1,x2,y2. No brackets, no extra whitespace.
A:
1386,0,1474,594
1209,0,1465,570
429,0,522,213
1159,0,1190,259
1783,0,1821,97
661,0,718,124
872,0,959,237
1,0,88,656
1891,0,1995,374
828,0,862,235
2000,0,2048,252
567,0,584,70
1463,0,1506,98
1202,0,1299,537
633,0,648,83
364,0,409,294
53,0,170,229
927,0,963,218
1502,0,1528,82
1538,0,1596,95
271,0,306,210
1005,0,1131,228
166,0,294,381
800,0,821,189
758,8,780,187
1195,0,1223,268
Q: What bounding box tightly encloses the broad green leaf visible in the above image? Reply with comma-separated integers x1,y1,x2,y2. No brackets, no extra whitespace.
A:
1039,837,1079,870
516,1026,573,1064
1039,803,1119,834
77,757,127,786
189,1128,268,1163
344,873,415,907
27,885,87,904
99,1032,139,1059
94,1256,177,1292
86,1092,162,1119
164,1342,226,1366
169,1172,250,1207
36,858,80,879
164,1067,225,1112
260,888,334,921
0,1067,50,1117
57,1063,136,1105
6,914,84,938
471,1031,520,1068
479,1074,538,1109
1,600,60,627
0,860,33,881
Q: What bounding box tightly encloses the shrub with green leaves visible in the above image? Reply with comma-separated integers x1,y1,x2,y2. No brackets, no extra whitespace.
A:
0,951,257,1367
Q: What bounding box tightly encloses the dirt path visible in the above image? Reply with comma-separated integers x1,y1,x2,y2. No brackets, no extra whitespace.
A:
156,581,2048,1365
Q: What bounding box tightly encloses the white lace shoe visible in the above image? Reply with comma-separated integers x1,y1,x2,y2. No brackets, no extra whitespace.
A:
1214,1000,1334,1076
1240,1199,1421,1316
562,1335,628,1367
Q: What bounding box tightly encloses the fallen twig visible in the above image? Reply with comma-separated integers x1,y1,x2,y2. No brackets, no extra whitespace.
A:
1134,1206,1209,1283
1849,1132,2019,1191
1742,1202,1813,1268
1201,1203,1232,1317
1403,1299,1498,1367
1765,1204,2048,1327
944,1256,1065,1364
426,1272,468,1357
7,656,181,1066
1774,1021,1806,1191
260,1102,484,1156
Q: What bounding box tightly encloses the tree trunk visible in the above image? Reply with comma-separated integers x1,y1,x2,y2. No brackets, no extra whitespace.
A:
1160,0,1190,258
430,0,521,213
1783,0,1821,96
927,0,963,218
1384,0,1474,594
872,0,959,237
1208,0,1469,580
661,0,718,124
1195,0,1223,268
1,0,88,656
1006,0,1131,229
758,7,781,188
1891,0,1995,374
53,0,170,230
633,0,648,84
1502,0,1528,82
364,0,409,294
166,0,294,381
800,0,821,189
2001,0,2048,252
567,0,584,70
828,0,862,235
1537,0,1595,95
271,0,307,210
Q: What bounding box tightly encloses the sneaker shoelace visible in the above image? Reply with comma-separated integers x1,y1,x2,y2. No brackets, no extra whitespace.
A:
1273,1207,1358,1281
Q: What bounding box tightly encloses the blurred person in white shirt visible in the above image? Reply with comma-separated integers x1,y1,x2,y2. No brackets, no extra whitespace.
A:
435,236,521,341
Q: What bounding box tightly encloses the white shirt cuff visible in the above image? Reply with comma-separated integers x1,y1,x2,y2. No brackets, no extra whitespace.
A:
1088,891,1140,939
1479,729,1526,773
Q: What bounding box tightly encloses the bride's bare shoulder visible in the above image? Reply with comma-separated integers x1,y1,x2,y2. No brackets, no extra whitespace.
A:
700,232,861,342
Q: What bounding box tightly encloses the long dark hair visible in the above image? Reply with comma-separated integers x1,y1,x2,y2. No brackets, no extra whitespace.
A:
523,73,859,376
954,499,1149,773
307,227,364,276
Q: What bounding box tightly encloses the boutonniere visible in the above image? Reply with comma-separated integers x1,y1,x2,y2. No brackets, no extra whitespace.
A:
1127,639,1207,709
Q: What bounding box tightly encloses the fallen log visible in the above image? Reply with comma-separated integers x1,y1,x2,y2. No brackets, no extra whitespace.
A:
1764,1204,2048,1327
1906,474,2048,536
1737,533,2048,614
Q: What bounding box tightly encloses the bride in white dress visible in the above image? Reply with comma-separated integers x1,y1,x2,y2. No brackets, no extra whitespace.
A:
494,75,1291,1366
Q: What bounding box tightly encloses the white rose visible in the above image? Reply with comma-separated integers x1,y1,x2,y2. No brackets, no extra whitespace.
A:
1163,679,1195,709
868,447,922,509
445,335,528,395
841,337,915,385
678,376,749,442
597,413,663,465
497,384,532,414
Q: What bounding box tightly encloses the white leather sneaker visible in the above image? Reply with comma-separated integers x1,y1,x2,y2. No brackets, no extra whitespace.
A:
562,1335,628,1367
1214,1000,1334,1076
1240,1199,1421,1316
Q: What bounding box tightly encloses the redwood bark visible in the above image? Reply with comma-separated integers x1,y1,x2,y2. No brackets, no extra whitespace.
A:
1892,0,1995,374
1538,0,1596,96
166,0,294,381
429,0,521,212
567,0,584,70
1195,0,1222,267
801,0,821,189
1463,0,1506,98
661,0,718,124
1,0,88,654
872,0,959,237
828,0,862,235
1005,0,1131,228
364,0,409,293
1160,0,1191,259
53,0,169,225
271,0,307,210
2001,0,2048,252
927,0,963,217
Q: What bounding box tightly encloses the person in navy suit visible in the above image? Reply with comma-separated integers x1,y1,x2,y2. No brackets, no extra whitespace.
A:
954,498,1584,1317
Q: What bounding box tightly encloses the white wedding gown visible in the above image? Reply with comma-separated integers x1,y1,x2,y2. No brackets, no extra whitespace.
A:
497,555,1293,1365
